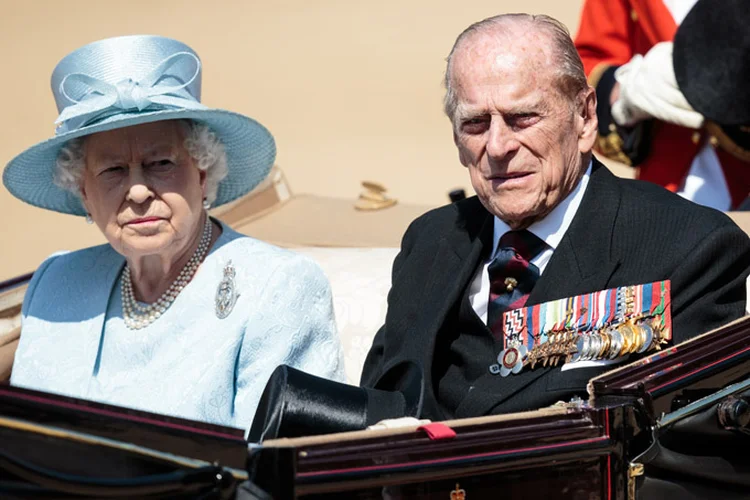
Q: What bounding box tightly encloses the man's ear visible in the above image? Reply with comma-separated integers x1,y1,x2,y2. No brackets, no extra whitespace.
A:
578,86,598,154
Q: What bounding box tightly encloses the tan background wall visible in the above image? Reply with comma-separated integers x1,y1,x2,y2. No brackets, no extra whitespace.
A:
0,0,592,281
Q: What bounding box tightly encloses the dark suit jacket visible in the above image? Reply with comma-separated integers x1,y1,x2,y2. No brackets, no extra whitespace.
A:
361,159,750,421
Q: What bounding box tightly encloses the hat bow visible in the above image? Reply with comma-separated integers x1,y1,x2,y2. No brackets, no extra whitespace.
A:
55,51,206,135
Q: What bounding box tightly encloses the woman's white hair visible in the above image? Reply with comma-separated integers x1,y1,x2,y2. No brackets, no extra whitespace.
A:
53,120,228,206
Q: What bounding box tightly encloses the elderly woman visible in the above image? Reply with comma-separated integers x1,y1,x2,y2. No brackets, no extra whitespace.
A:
2,35,344,428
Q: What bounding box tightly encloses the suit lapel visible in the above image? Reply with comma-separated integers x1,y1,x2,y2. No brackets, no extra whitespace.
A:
416,200,492,379
529,159,623,304
456,159,623,417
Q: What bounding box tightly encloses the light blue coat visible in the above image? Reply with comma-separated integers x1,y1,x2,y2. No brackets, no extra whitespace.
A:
11,221,345,430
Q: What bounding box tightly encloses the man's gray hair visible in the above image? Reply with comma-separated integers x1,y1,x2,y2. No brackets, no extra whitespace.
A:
53,120,228,206
443,13,589,127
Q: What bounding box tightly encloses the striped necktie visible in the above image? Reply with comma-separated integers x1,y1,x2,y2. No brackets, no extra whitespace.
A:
487,230,546,338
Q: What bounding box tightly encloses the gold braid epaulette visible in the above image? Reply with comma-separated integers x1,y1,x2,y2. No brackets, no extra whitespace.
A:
596,124,634,166
705,122,750,163
588,63,634,166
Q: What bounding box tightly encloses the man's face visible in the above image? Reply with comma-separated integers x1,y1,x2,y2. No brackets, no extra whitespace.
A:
450,28,596,228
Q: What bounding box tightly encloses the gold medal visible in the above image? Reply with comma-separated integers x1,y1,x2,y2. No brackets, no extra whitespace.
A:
598,330,611,359
527,346,540,369
633,323,646,352
617,323,635,355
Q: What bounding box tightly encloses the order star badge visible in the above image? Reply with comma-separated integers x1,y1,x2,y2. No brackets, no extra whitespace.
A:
215,260,239,319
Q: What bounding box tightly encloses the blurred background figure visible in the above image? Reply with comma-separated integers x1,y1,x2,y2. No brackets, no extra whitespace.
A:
575,0,750,210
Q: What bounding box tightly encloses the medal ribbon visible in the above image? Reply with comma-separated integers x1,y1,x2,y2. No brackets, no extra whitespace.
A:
607,289,618,325
615,287,625,322
596,290,607,330
532,305,544,344
540,301,550,345
551,298,563,332
642,283,653,318
564,296,575,331
576,294,591,332
651,281,666,316
589,292,599,332
526,305,535,349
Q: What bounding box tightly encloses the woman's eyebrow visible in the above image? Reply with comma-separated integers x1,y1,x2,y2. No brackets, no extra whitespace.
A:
140,143,179,157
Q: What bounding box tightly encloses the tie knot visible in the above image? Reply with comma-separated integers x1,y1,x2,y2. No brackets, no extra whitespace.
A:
497,230,545,262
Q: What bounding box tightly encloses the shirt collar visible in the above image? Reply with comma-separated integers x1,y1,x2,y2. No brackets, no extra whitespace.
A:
491,160,592,258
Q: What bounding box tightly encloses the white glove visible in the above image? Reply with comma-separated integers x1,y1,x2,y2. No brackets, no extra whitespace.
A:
611,41,704,129
367,417,431,430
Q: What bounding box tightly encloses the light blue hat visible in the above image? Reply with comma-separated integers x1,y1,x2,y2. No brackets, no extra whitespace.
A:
2,35,276,216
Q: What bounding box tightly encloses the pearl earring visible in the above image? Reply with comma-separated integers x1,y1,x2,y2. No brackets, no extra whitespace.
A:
85,214,94,224
202,198,211,210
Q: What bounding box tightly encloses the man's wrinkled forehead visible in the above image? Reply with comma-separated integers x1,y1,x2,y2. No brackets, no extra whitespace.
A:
450,23,556,86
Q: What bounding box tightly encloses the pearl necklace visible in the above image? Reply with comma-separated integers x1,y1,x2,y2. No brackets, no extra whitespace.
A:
121,217,213,330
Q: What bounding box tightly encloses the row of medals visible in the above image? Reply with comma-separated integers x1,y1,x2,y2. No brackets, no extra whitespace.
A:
522,288,670,369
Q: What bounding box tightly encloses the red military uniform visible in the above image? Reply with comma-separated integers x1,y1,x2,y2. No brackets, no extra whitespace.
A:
575,0,750,208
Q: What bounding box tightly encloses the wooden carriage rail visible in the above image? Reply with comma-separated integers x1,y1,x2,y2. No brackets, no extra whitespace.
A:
296,409,610,476
0,273,27,382
250,404,638,499
0,415,249,480
0,385,248,469
263,406,570,448
0,272,32,295
0,272,29,319
0,416,244,498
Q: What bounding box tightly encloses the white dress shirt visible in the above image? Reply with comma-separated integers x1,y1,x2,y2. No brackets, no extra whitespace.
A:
468,162,592,324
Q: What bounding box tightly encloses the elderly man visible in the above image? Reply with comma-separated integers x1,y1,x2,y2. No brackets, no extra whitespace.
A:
360,13,750,421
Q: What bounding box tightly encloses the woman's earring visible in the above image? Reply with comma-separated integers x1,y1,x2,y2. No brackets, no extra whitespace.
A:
202,198,211,210
85,213,94,224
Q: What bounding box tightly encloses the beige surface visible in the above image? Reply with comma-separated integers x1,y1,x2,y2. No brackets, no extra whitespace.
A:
727,212,750,236
234,195,429,248
214,166,432,247
0,0,593,280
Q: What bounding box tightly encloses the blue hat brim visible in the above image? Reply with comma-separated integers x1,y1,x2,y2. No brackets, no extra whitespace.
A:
2,108,276,216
